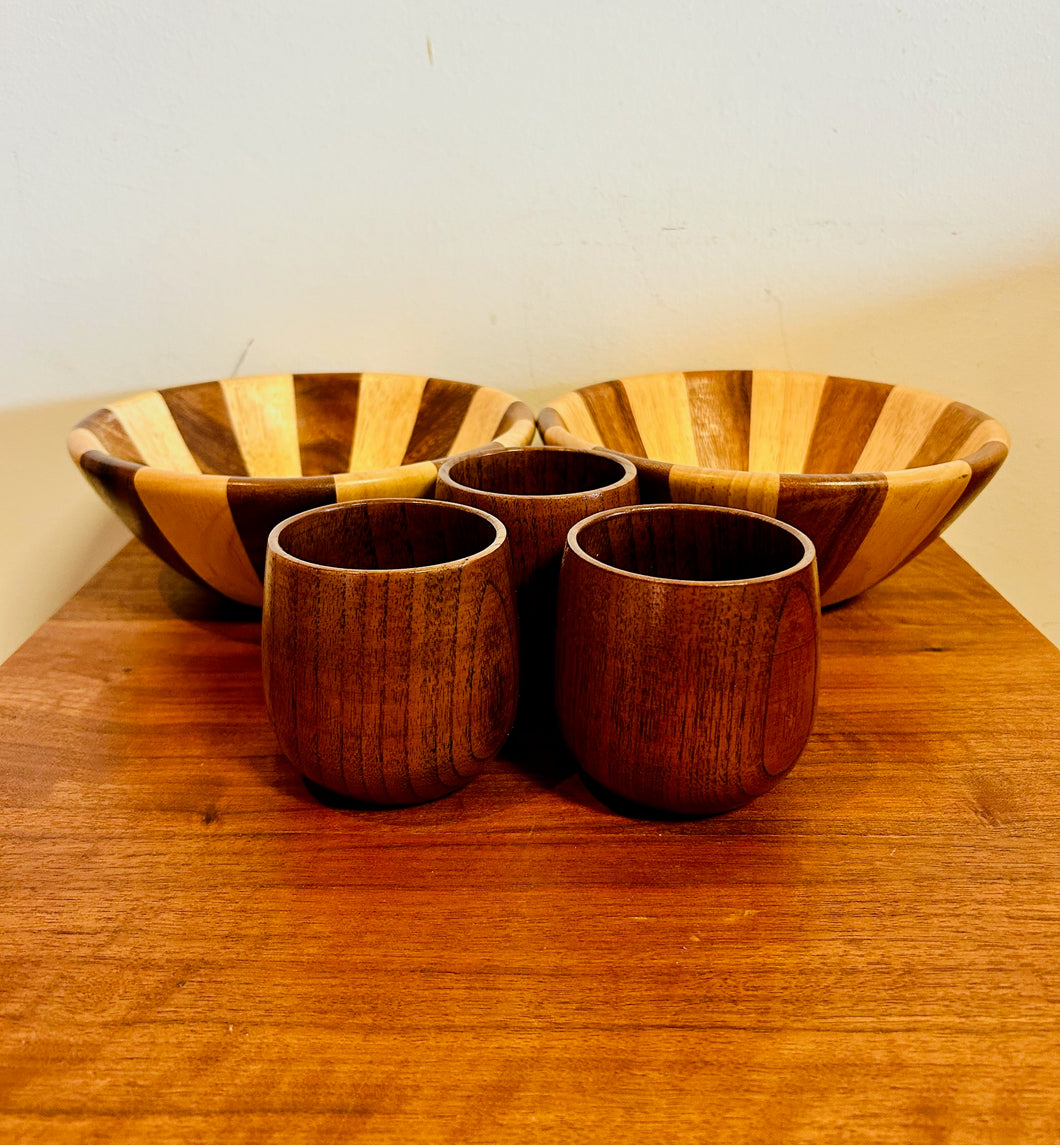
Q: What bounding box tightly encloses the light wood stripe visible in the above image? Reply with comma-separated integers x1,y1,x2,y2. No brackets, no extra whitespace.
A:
545,391,606,447
67,427,106,464
823,462,971,604
220,374,301,477
349,374,429,470
854,385,953,471
493,408,536,448
334,462,439,502
621,374,699,466
133,469,262,604
446,387,517,456
540,423,597,450
958,418,1010,459
748,371,828,473
109,393,201,474
668,466,781,517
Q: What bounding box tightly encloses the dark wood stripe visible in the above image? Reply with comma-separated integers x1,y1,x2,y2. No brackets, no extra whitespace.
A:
402,379,477,464
227,477,338,581
776,473,889,595
685,370,752,469
907,402,989,468
77,452,206,587
582,382,647,457
293,373,362,475
76,410,146,465
803,377,892,474
495,399,534,437
536,407,564,438
161,381,248,476
634,457,675,503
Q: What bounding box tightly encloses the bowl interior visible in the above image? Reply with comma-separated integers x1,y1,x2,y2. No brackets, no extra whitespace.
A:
540,370,1007,474
77,372,533,477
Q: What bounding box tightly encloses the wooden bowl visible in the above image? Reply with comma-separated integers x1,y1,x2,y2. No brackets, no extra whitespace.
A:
68,372,535,605
538,370,1009,605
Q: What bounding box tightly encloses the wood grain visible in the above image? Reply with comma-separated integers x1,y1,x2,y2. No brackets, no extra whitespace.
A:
348,373,429,471
436,447,639,589
400,377,476,463
133,468,263,605
436,447,639,717
262,499,519,804
292,373,362,477
685,369,752,469
107,391,201,474
162,381,250,476
555,505,819,814
2,538,1060,1143
747,369,828,473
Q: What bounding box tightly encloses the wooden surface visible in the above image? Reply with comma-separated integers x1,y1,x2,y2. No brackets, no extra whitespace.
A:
2,538,1060,1143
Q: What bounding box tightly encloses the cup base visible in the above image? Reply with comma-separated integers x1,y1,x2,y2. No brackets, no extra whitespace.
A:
301,772,480,810
577,767,794,819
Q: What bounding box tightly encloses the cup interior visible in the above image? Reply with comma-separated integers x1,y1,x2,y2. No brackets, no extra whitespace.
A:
273,499,501,571
572,505,812,583
443,448,631,497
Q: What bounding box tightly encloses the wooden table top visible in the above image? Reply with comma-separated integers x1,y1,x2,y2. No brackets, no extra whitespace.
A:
2,538,1059,1144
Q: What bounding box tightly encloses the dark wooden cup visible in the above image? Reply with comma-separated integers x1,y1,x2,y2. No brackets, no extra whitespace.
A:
435,447,639,713
555,504,820,815
262,499,518,805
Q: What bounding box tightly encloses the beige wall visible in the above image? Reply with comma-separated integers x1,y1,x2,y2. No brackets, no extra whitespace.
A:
0,397,129,660
2,3,1058,658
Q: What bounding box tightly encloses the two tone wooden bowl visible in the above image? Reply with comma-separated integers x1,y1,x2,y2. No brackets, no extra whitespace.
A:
538,370,1008,605
69,372,535,605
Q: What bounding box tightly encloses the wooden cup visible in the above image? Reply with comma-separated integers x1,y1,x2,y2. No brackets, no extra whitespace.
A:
555,504,820,815
435,447,639,711
262,498,519,805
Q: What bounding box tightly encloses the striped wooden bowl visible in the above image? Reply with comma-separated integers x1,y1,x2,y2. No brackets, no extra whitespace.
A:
538,370,1009,605
69,372,535,605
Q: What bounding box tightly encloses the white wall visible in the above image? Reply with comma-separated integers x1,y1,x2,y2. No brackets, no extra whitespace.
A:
2,1,1058,657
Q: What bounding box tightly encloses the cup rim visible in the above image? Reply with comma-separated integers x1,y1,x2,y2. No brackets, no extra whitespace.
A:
566,503,816,586
267,497,509,573
437,445,638,501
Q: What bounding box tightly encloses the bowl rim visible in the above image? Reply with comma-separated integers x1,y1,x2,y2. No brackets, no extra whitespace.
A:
537,370,1010,481
68,373,537,483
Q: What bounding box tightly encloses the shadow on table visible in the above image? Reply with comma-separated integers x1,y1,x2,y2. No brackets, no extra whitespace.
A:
157,566,262,642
